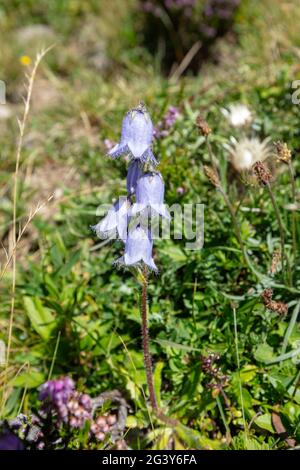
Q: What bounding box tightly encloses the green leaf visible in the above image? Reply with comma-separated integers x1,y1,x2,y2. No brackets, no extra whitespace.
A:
254,343,274,363
254,413,274,433
154,361,164,408
56,250,81,277
175,423,223,450
155,338,201,352
160,244,187,263
23,296,56,341
11,369,45,388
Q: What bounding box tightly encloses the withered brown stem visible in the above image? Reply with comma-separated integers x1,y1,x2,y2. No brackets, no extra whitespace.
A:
141,267,158,412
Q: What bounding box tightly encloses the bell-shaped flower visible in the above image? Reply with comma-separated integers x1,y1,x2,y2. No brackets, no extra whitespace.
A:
116,225,157,272
131,172,170,219
91,197,130,241
108,103,158,165
127,159,143,195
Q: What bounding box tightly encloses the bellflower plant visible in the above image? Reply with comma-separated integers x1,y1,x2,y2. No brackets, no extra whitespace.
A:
116,226,157,272
92,103,170,415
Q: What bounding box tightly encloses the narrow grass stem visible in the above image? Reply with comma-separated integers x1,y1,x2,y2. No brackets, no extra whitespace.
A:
220,188,247,262
281,300,300,355
233,308,248,439
141,267,158,412
216,394,231,443
288,161,297,262
1,47,53,418
206,136,218,174
266,182,292,286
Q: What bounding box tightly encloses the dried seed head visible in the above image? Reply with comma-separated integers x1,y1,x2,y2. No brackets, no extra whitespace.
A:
261,288,273,306
196,116,211,136
204,165,220,187
274,141,291,164
252,161,271,186
270,249,281,274
261,288,288,316
226,137,272,172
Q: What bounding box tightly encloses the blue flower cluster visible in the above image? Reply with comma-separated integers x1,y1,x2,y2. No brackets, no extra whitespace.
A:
92,103,170,272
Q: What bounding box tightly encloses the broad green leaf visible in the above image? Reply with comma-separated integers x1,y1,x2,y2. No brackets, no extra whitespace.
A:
23,296,56,341
160,244,187,263
254,343,274,363
11,369,45,388
56,250,81,277
254,413,274,433
240,365,258,382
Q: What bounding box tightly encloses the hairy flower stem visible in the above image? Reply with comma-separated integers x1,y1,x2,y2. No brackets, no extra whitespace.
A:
266,183,292,286
288,161,297,262
141,267,158,412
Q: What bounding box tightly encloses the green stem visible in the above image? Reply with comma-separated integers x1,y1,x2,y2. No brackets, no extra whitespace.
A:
281,300,300,355
266,182,292,286
233,307,248,438
288,161,297,262
218,186,269,283
216,394,231,443
206,136,218,174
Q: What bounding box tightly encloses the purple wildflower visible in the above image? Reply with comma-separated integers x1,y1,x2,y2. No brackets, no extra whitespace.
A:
154,106,180,139
200,24,217,38
39,377,92,429
116,226,157,272
131,172,170,219
0,429,24,450
108,103,157,165
176,186,186,195
91,197,130,241
103,138,116,152
127,160,143,195
67,392,92,429
39,377,75,424
91,414,117,442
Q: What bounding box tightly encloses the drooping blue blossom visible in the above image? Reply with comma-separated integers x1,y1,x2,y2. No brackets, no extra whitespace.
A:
127,160,143,195
92,104,171,273
131,172,170,219
91,197,130,241
116,226,157,272
108,103,157,165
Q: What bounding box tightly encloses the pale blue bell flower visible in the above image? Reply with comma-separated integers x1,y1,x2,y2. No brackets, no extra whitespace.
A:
115,225,157,272
131,172,170,219
109,103,158,165
91,197,130,242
